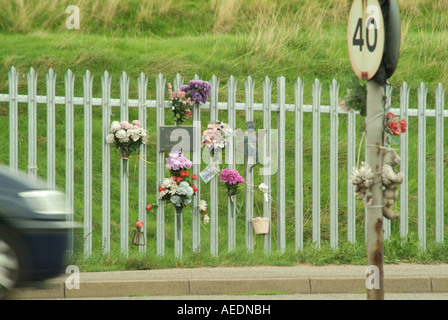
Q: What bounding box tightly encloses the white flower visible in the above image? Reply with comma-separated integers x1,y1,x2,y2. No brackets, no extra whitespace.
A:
110,121,121,133
198,200,207,212
119,135,130,143
203,214,210,224
106,134,115,144
169,184,179,195
115,129,126,140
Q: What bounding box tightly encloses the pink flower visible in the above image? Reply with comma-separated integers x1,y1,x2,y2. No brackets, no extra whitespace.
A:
387,121,401,135
399,119,407,133
135,220,144,229
132,120,142,127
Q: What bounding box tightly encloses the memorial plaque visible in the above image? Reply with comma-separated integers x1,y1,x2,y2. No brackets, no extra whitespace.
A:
158,126,195,153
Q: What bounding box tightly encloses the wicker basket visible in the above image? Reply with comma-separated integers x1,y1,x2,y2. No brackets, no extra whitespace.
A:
252,218,270,235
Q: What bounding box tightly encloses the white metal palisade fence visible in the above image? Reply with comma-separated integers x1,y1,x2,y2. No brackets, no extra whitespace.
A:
1,67,447,258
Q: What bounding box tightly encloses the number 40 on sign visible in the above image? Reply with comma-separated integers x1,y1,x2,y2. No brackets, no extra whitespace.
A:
347,0,385,81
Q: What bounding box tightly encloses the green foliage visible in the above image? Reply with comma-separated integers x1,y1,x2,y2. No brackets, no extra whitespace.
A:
341,75,367,117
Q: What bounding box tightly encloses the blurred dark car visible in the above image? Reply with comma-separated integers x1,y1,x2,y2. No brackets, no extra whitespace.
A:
0,165,73,299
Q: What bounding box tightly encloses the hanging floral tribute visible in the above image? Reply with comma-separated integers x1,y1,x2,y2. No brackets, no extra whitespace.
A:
168,80,211,125
106,120,148,158
158,150,197,209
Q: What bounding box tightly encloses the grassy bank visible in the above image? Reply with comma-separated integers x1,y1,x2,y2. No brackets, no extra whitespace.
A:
0,0,447,268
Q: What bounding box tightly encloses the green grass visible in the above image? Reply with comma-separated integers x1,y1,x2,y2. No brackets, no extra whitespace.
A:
0,0,447,270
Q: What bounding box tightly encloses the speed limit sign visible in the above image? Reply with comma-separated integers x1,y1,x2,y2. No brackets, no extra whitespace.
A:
348,0,385,80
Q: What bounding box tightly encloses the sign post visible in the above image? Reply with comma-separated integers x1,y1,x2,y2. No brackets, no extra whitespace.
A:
348,0,385,300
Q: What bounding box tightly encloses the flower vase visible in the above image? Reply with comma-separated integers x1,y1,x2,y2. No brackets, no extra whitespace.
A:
174,206,183,259
120,148,130,178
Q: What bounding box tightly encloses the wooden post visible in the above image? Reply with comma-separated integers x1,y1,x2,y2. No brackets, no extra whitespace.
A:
365,80,384,300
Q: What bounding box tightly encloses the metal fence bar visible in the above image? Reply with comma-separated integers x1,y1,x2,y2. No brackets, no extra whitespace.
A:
65,69,76,255
173,73,185,260
191,77,202,253
262,77,272,253
329,79,339,249
120,72,130,257
383,85,393,240
227,76,237,252
101,71,112,255
277,76,286,252
83,70,93,256
435,83,445,243
27,68,38,182
209,75,219,257
138,72,148,253
312,79,322,248
294,78,304,251
417,82,427,250
156,73,166,257
46,69,57,190
245,76,255,252
400,82,410,237
347,107,356,243
8,67,19,173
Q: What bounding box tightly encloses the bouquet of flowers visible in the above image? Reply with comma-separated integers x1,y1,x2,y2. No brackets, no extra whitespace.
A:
220,168,245,198
181,80,211,105
202,120,233,157
385,112,407,136
198,200,209,224
384,112,407,144
168,83,192,125
106,120,148,158
159,151,198,209
168,80,211,126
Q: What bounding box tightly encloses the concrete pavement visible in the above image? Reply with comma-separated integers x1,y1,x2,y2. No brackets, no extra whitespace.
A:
9,263,448,299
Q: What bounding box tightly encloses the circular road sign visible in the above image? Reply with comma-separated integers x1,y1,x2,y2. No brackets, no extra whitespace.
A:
348,0,385,81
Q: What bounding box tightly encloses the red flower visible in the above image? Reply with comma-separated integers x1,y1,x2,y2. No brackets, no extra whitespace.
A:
158,186,164,192
180,171,186,177
146,204,152,210
135,220,144,229
399,119,407,133
186,112,192,118
386,112,396,120
173,176,177,181
192,174,197,180
192,185,198,192
388,121,401,135
177,176,183,183
185,171,190,177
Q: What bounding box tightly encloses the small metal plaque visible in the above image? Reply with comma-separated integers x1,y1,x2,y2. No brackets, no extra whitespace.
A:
158,126,195,153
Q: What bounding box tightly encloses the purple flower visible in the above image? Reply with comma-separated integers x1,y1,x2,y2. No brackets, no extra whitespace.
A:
181,80,211,105
166,150,192,171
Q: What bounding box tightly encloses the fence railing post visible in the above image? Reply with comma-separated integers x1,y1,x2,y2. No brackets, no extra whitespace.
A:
312,78,322,248
28,68,38,182
245,76,255,252
209,75,219,257
138,72,148,253
417,82,427,250
435,83,445,243
400,82,410,238
330,79,339,249
83,70,94,256
65,69,76,255
46,69,57,190
261,77,272,253
294,78,304,251
277,76,286,252
227,75,237,252
101,71,112,256
156,73,166,257
120,71,130,257
8,67,19,173
347,104,356,243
